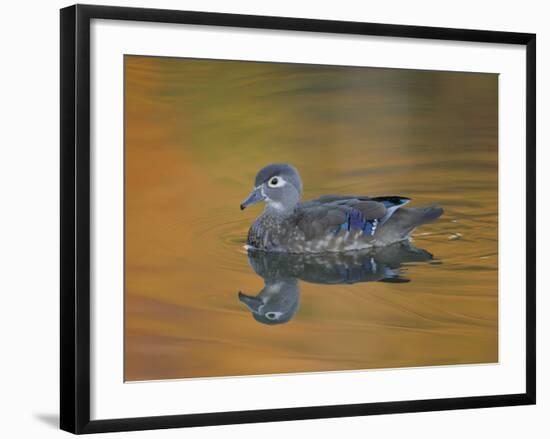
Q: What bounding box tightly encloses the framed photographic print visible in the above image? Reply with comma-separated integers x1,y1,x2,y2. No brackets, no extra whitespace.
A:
60,4,536,434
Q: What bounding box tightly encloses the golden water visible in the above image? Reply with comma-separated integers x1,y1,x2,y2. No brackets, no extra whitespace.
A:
124,56,498,381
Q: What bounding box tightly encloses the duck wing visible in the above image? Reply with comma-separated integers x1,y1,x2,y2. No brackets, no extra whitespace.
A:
297,195,410,240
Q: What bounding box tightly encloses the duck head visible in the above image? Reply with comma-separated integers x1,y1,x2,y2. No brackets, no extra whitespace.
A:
240,164,302,215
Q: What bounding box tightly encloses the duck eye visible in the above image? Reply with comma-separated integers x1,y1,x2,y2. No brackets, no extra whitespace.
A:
268,177,280,187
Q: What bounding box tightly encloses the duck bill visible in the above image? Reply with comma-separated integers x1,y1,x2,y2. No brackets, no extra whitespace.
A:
238,291,263,313
240,186,265,210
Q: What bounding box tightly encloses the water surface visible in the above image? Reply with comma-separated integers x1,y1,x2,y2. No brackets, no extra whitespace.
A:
124,56,498,381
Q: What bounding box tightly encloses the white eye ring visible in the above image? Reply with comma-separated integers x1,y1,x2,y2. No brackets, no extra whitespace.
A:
268,176,285,188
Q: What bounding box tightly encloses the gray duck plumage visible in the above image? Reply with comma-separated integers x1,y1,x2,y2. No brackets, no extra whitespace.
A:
240,164,443,253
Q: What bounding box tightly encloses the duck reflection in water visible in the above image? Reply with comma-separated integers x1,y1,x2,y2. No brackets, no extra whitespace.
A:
238,241,435,325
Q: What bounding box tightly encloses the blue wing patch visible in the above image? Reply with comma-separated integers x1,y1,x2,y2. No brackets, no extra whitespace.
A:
333,196,409,236
335,209,379,236
363,218,379,235
349,209,364,230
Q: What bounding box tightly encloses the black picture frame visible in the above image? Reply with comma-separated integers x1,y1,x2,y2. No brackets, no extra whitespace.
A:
60,4,536,434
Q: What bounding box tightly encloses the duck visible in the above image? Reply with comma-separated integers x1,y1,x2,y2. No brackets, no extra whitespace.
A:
240,163,443,253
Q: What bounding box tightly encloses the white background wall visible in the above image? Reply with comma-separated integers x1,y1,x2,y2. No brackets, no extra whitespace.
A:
0,0,546,437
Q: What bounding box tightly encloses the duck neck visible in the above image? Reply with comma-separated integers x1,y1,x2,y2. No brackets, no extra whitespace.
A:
264,202,296,219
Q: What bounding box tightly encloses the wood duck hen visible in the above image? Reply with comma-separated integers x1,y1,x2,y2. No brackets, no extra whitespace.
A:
240,164,443,253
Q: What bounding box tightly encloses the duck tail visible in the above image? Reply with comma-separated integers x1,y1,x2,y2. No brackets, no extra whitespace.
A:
414,205,444,225
384,205,443,239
